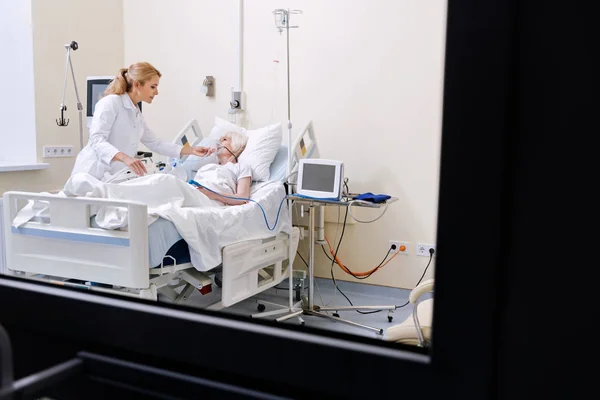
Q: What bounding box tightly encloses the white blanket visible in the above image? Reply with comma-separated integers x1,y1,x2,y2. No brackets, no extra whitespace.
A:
14,172,292,272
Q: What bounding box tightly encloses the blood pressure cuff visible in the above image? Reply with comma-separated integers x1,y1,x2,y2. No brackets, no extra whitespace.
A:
352,192,391,203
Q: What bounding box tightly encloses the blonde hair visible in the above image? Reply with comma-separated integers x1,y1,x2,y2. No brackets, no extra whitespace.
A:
104,62,162,95
222,131,248,156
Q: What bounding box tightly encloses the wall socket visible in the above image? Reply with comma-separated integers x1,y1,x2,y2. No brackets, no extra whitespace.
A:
43,146,74,158
416,243,436,257
389,241,409,254
230,89,244,110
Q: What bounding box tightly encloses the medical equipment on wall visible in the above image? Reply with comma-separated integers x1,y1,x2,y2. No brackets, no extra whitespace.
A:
86,76,143,130
295,159,344,201
201,76,214,96
57,41,85,150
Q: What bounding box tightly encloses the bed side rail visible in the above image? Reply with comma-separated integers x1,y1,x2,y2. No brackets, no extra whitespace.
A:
2,191,149,288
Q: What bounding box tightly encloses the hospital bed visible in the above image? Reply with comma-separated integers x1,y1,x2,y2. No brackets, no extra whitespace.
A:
1,120,319,310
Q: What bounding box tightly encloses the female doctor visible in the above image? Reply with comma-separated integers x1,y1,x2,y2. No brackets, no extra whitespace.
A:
71,62,213,180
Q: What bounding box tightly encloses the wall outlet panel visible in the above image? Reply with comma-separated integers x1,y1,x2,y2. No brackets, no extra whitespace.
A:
231,90,244,110
389,241,409,254
43,146,74,158
416,243,436,257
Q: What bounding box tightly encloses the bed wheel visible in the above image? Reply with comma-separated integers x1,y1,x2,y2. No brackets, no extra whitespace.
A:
257,304,266,312
388,316,393,323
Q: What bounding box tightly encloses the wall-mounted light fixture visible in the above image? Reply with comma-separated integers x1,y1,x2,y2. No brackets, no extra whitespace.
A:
201,76,214,96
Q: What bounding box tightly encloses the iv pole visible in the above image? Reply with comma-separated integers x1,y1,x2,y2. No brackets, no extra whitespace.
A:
57,41,84,151
252,10,390,334
250,9,305,324
279,8,305,322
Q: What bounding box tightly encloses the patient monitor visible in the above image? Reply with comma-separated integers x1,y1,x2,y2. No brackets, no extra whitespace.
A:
86,76,142,129
296,159,344,200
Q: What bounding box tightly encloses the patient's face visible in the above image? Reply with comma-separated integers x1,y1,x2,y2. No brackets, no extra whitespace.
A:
220,136,232,151
218,136,239,163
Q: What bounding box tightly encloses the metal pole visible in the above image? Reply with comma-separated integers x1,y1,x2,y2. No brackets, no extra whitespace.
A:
285,9,294,310
308,311,383,334
308,205,315,310
60,46,70,111
286,10,291,122
68,54,84,150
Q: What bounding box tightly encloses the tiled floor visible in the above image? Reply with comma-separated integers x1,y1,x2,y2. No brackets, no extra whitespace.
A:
175,276,421,340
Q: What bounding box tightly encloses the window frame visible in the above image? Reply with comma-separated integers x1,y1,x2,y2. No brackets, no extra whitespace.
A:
0,0,516,398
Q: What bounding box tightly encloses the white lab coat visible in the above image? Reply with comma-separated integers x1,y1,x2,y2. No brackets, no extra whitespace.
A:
71,93,182,180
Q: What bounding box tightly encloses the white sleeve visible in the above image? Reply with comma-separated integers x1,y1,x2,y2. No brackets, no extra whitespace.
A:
140,116,183,159
237,163,252,181
88,97,120,165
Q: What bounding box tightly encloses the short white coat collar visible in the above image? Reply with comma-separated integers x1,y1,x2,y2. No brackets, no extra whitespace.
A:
120,93,138,111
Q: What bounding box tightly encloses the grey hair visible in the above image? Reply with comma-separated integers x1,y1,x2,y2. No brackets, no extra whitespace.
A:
222,131,248,156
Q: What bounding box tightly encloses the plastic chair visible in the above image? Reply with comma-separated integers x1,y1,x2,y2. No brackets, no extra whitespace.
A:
383,279,434,347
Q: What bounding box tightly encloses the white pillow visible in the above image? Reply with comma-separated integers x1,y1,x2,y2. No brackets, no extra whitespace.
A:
209,116,282,182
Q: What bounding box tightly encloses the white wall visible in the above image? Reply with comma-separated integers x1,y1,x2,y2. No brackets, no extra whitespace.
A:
125,0,447,289
123,0,239,148
0,0,124,194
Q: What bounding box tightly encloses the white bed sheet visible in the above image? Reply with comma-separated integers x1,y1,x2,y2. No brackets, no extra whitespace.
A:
142,179,289,269
13,173,292,272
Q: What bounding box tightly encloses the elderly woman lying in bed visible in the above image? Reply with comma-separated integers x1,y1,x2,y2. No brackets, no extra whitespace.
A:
64,131,250,205
189,131,252,206
13,131,288,275
56,131,253,233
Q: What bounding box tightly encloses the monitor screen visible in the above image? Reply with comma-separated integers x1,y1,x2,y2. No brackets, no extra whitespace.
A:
86,77,141,118
301,163,336,192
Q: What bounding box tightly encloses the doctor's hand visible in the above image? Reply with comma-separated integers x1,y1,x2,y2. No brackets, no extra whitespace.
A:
181,146,215,158
113,153,147,176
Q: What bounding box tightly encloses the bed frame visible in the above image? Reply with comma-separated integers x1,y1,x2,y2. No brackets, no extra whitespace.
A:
2,192,299,308
1,120,318,310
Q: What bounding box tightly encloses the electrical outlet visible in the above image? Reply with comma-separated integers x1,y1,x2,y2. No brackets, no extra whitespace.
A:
230,89,244,110
416,243,436,257
389,241,409,254
43,146,74,158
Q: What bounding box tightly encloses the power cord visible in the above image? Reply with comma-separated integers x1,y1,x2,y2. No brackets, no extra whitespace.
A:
321,245,394,280
273,251,309,291
347,200,388,223
395,248,435,309
324,229,435,312
324,207,393,314
321,201,403,279
291,250,330,312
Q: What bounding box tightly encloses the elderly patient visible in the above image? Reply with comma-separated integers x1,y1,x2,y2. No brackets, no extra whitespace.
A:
191,131,252,206
57,131,253,236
